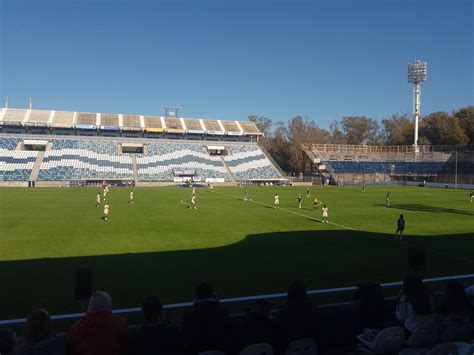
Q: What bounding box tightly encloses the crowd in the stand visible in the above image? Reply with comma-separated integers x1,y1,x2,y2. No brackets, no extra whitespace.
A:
1,273,473,355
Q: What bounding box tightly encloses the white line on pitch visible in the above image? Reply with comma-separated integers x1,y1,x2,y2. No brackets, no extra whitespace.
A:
213,190,357,231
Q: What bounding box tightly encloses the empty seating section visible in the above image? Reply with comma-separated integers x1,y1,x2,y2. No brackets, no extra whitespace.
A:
37,138,133,181
239,122,260,134
137,142,229,181
183,118,203,130
2,109,27,122
225,145,282,180
122,115,141,128
327,161,448,175
52,111,75,126
143,116,162,128
0,150,38,181
76,112,97,125
221,121,239,132
101,114,119,127
164,118,183,130
27,110,50,123
203,120,221,131
0,137,21,150
310,147,474,178
0,135,283,182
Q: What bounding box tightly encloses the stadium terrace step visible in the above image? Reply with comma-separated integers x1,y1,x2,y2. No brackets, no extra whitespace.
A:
220,156,236,182
29,150,46,181
131,154,139,183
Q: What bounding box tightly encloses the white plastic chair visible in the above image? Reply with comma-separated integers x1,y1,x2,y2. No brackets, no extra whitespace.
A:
357,326,405,354
240,343,274,355
406,324,439,349
284,338,317,355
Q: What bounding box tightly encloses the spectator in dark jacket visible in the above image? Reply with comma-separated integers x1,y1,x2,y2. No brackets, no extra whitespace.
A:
0,328,16,355
352,282,385,329
67,291,128,355
239,299,278,349
129,296,183,355
277,281,320,351
436,280,474,342
396,272,435,336
181,282,231,355
17,309,65,355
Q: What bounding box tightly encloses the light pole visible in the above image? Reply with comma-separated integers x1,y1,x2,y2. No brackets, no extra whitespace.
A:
408,60,428,149
455,150,458,189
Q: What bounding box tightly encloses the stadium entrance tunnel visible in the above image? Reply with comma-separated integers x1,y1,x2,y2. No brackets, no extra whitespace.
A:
0,230,473,322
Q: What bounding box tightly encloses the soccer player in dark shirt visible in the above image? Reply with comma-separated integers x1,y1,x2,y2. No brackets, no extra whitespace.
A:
395,214,405,240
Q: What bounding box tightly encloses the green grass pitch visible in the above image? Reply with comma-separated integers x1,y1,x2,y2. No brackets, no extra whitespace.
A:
0,185,473,319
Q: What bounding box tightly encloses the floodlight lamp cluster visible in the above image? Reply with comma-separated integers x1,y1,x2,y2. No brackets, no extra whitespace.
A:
408,60,428,83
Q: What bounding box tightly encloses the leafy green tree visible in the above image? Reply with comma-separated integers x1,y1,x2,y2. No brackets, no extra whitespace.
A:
381,114,415,145
340,116,381,145
420,112,469,147
454,106,474,145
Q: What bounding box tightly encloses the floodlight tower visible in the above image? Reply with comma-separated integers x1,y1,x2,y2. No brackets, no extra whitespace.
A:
408,60,428,148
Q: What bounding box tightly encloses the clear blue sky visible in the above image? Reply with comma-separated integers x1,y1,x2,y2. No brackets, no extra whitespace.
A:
1,0,472,128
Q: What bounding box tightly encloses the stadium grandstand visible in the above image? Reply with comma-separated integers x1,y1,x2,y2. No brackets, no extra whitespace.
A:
302,143,474,186
0,107,285,185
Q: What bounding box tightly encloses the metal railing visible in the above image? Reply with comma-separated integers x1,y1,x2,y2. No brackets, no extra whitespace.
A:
1,273,473,327
301,144,474,154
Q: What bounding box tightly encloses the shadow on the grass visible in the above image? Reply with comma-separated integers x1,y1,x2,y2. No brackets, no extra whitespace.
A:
373,203,474,216
0,230,473,320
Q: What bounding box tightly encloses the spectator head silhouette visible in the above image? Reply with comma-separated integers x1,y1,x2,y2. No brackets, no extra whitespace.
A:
195,282,214,300
287,281,309,304
402,271,430,315
24,309,55,345
141,296,163,323
87,291,112,313
441,280,469,314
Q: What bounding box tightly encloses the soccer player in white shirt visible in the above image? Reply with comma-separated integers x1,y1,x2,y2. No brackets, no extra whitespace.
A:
95,192,101,208
129,190,134,204
274,194,280,209
190,194,197,209
322,205,329,224
103,202,110,221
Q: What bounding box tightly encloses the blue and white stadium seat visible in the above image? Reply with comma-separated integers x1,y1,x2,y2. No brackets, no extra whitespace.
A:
0,150,38,181
136,142,229,181
225,145,282,181
37,138,133,181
